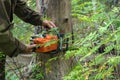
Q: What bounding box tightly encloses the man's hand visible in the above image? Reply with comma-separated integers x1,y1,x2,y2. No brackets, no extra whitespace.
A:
42,20,56,28
25,44,36,53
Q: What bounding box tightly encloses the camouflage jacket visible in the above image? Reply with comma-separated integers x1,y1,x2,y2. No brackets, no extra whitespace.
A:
0,0,42,57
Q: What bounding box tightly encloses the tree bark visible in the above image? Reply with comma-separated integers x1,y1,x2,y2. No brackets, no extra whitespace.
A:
37,0,74,80
45,0,72,33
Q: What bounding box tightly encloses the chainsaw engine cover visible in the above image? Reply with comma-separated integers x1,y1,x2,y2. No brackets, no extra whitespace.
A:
33,34,58,53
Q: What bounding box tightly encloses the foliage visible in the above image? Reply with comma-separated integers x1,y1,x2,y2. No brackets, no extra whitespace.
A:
64,0,120,80
6,71,19,80
0,52,5,60
30,64,44,80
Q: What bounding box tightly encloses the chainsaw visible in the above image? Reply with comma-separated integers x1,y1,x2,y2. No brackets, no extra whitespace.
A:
30,28,69,54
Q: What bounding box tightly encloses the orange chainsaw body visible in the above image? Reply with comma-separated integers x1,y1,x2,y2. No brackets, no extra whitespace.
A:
33,35,58,53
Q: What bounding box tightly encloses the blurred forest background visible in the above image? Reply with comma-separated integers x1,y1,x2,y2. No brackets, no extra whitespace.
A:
2,0,120,80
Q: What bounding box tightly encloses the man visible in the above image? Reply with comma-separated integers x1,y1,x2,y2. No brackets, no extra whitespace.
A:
0,0,56,79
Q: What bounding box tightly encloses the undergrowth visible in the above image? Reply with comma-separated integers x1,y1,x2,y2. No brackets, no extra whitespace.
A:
64,0,120,80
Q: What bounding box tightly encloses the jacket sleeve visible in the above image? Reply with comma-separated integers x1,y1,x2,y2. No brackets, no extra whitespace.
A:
0,0,28,57
14,0,43,26
0,30,27,57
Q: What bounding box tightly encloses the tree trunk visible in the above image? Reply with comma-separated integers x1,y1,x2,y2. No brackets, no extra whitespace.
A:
45,0,72,33
37,0,74,80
